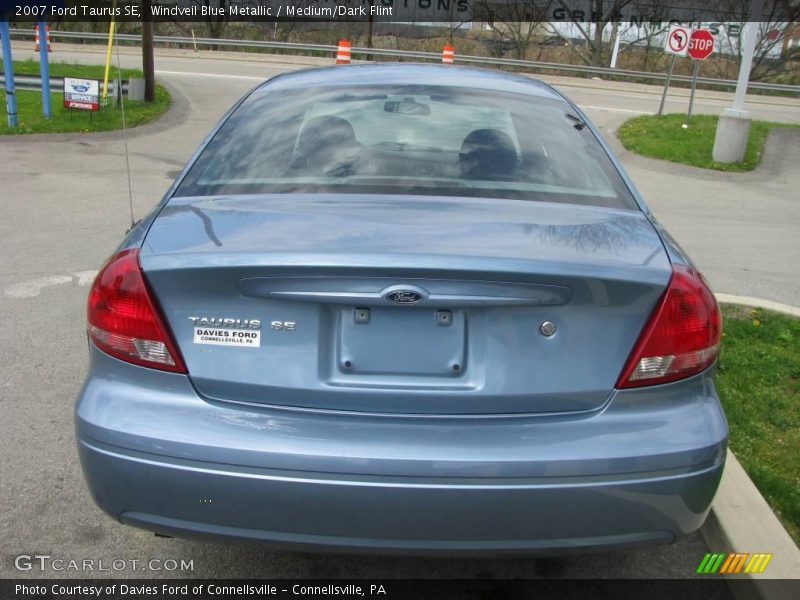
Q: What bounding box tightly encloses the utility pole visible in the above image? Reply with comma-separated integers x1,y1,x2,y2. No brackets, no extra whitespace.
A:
142,0,155,103
366,0,374,60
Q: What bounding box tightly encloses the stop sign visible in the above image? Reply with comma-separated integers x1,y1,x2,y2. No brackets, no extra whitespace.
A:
688,29,715,60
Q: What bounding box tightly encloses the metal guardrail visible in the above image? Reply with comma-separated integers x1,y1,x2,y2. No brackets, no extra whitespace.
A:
8,28,800,95
0,73,128,95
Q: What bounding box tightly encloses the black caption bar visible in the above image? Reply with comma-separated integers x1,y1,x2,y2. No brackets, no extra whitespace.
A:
1,0,793,23
4,579,800,600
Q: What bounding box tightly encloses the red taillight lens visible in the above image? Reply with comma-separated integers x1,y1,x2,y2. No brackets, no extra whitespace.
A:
87,249,186,373
617,264,721,388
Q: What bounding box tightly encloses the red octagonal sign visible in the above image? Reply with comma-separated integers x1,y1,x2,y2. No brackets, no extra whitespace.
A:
688,29,715,60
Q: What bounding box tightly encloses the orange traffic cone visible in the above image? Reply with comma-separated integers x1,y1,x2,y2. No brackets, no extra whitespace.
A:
336,39,352,65
35,24,52,53
442,43,455,65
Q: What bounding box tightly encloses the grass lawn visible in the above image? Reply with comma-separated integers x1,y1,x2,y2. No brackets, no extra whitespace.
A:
617,113,799,172
1,59,170,135
717,305,800,545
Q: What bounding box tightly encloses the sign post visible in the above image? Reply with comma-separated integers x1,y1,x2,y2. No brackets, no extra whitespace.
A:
38,21,52,119
102,18,116,102
659,25,691,116
686,29,715,123
687,60,700,122
0,14,19,127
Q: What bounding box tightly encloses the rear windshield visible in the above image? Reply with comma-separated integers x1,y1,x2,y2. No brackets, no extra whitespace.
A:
175,84,637,210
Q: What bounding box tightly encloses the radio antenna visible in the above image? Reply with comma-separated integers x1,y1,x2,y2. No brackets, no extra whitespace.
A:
115,31,136,229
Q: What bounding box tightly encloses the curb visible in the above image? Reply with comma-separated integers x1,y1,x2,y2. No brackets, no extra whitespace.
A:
716,294,800,318
701,296,800,597
701,451,800,591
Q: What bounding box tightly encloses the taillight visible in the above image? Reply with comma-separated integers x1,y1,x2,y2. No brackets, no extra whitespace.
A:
87,249,186,373
617,264,721,388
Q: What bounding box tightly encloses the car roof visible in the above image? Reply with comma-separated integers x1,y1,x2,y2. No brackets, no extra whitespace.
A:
253,63,565,102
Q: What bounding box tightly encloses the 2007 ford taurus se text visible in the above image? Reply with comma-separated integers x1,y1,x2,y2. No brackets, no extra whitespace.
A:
76,64,727,554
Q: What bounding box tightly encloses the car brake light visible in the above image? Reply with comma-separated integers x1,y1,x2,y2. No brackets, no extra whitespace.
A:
617,264,721,388
87,249,186,373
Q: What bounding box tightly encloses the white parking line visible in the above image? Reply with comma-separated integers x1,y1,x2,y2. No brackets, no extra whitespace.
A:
155,70,271,81
3,271,97,298
578,105,652,115
72,270,99,287
4,275,74,298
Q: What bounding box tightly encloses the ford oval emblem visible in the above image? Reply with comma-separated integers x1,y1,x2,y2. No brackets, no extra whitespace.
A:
385,290,423,304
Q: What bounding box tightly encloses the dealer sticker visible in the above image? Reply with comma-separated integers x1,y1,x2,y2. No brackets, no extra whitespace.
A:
193,327,261,348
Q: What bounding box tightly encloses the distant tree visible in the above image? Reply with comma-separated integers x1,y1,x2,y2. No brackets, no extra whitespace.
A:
704,0,799,81
439,1,474,47
253,19,297,43
476,1,552,60
612,0,671,72
190,0,232,46
547,0,635,66
625,20,672,72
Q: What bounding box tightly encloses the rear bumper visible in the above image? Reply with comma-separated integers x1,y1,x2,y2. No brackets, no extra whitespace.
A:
76,347,728,555
79,438,722,555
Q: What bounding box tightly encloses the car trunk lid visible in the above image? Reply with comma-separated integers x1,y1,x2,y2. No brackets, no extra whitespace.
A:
140,194,670,415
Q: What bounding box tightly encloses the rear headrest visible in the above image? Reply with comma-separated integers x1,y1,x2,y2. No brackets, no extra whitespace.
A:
297,116,358,154
459,129,519,180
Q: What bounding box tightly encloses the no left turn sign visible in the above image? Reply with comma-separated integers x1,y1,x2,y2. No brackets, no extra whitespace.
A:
665,25,691,57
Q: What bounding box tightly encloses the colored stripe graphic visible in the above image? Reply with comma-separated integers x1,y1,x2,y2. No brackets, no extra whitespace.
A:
697,553,773,574
696,553,713,573
721,553,749,574
719,553,735,573
744,553,773,573
697,553,726,573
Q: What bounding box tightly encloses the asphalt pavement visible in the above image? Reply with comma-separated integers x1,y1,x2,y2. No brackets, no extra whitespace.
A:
1,42,797,585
